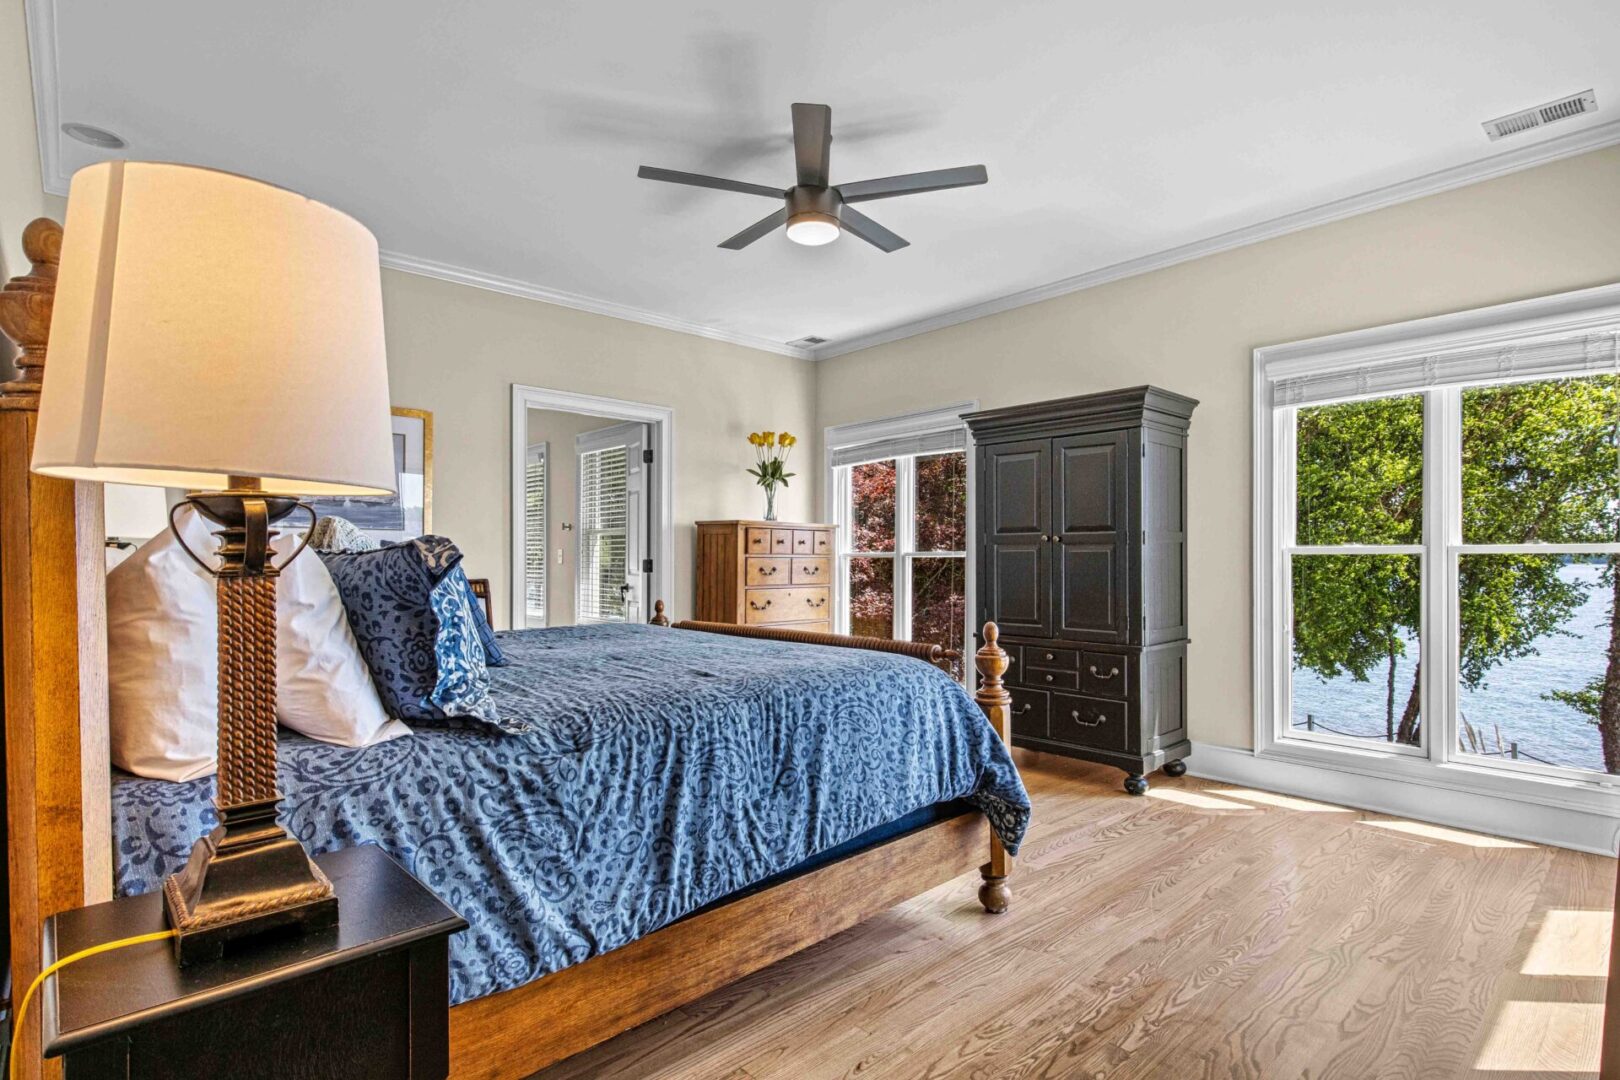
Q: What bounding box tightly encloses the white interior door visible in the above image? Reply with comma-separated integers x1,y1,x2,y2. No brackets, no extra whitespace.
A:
576,421,651,623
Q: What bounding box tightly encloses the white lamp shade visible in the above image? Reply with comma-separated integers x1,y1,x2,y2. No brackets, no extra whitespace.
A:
32,161,397,497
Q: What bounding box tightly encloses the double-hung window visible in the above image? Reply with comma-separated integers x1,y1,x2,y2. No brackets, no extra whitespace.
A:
827,404,975,680
1257,290,1620,800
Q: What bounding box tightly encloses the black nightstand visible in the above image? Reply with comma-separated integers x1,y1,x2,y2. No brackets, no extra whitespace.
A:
40,845,467,1080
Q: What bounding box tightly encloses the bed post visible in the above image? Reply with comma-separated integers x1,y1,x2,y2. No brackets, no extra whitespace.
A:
1,218,112,1080
974,621,1013,914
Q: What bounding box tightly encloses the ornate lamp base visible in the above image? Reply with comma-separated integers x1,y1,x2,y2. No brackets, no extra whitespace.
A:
162,481,336,965
163,800,338,965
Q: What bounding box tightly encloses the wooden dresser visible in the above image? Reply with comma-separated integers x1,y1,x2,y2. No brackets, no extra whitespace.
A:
964,387,1196,796
695,520,835,632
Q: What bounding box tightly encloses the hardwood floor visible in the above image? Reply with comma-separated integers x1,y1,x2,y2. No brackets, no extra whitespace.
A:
532,749,1614,1079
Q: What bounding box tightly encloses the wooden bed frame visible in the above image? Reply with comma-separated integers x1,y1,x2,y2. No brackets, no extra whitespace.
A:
0,218,1015,1080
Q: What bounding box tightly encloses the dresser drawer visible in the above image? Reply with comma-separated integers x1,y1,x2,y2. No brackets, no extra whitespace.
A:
746,557,790,586
1081,651,1127,698
776,620,831,635
745,527,772,554
791,557,830,585
1009,687,1049,740
769,529,795,554
791,529,818,554
813,530,832,555
1023,645,1078,671
744,586,830,624
1050,693,1128,751
1021,667,1078,691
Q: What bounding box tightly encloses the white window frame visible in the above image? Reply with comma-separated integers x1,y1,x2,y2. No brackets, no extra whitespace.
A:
825,403,977,676
1254,283,1620,822
523,442,548,628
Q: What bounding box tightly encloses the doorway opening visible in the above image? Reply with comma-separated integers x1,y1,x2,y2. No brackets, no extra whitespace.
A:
510,385,673,629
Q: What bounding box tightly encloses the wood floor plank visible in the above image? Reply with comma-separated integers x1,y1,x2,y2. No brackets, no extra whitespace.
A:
527,750,1615,1080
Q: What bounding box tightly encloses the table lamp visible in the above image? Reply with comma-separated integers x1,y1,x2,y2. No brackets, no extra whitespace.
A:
31,161,397,963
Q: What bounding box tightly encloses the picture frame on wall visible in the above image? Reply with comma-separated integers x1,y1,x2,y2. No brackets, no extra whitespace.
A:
303,406,433,543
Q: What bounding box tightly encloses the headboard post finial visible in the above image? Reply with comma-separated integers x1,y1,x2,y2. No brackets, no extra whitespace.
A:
650,599,670,627
0,217,65,411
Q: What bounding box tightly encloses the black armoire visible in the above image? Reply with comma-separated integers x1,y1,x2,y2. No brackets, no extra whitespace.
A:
964,386,1196,794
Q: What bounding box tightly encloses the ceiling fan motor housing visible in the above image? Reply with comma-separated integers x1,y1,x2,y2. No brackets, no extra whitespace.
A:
788,185,841,230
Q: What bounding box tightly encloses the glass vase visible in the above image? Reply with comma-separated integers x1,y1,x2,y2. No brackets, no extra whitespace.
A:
762,484,777,521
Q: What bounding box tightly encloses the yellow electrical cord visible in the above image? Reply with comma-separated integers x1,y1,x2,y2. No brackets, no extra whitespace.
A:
7,928,177,1080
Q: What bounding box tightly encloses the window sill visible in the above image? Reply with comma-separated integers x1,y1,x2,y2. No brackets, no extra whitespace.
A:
1262,736,1620,816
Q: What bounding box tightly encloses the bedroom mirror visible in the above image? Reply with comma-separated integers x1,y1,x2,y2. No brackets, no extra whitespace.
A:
510,385,673,630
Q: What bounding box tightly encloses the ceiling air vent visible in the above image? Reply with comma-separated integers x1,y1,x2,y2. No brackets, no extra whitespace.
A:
1483,90,1597,141
789,335,828,348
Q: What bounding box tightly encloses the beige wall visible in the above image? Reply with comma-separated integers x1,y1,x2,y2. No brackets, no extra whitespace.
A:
818,144,1620,752
381,268,817,629
521,408,628,627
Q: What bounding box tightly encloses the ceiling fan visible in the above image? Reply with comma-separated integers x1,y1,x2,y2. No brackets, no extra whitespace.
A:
637,103,988,252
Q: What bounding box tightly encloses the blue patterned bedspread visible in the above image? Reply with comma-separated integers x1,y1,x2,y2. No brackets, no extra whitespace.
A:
111,623,1030,1004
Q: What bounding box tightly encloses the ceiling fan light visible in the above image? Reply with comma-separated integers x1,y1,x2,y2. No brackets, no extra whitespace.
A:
786,212,839,246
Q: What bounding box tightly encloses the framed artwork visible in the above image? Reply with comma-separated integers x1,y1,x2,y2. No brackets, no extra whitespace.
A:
304,406,433,543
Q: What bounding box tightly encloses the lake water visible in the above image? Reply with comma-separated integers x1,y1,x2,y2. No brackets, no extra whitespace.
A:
1291,561,1612,773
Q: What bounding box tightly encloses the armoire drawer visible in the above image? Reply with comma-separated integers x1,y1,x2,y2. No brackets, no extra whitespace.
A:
1080,651,1127,698
1050,693,1128,751
744,586,830,624
1009,687,1048,740
1023,645,1078,671
1020,667,1078,691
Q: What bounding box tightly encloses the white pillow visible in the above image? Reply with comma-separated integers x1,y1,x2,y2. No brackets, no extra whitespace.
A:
107,505,408,781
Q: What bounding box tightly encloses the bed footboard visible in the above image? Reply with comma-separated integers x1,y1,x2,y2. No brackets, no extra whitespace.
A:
653,600,1016,913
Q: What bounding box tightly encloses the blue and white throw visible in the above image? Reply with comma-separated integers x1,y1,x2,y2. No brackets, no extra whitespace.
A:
110,623,1031,1004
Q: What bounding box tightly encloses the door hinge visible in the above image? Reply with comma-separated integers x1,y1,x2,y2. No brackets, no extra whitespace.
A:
642,558,654,573
642,448,654,464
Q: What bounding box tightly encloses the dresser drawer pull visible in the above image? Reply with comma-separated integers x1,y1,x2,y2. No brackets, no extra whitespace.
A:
801,565,820,575
759,566,778,576
1088,664,1120,678
749,599,772,611
806,597,826,608
1070,710,1106,728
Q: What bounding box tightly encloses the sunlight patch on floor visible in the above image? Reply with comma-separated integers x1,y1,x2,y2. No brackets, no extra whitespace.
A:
1521,909,1612,978
1145,788,1257,811
1472,1000,1602,1072
1210,788,1352,813
1361,820,1534,849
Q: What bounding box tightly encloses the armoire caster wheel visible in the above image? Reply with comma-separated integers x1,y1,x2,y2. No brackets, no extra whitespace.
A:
1123,774,1149,796
1163,759,1187,778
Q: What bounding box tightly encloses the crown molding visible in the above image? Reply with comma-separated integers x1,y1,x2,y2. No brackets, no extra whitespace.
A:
376,251,812,359
811,117,1620,360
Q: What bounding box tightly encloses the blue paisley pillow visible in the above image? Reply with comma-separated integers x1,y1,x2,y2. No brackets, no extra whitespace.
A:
319,537,516,731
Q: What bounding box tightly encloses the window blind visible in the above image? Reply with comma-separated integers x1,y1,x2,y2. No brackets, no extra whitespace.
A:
577,444,629,622
523,450,546,624
1270,329,1620,408
829,426,966,468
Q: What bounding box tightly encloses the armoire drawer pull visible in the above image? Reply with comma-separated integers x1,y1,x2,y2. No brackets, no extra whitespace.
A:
1043,652,1055,661
1015,703,1033,715
1070,710,1106,727
1088,664,1120,678
1043,674,1054,683
749,599,772,610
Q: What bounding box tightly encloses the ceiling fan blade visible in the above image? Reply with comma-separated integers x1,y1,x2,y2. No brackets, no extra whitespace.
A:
837,165,988,204
791,103,832,188
638,166,784,199
838,205,909,253
718,207,791,250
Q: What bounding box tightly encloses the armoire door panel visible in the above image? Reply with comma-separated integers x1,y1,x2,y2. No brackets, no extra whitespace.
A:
981,440,1051,638
1053,432,1128,642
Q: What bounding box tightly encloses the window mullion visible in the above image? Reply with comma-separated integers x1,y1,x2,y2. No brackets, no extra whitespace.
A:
895,457,915,641
1430,386,1462,766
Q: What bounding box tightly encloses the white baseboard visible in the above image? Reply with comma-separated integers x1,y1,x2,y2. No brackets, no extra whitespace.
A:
1186,741,1620,856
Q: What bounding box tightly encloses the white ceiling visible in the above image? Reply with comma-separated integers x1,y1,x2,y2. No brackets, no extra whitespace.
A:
27,0,1620,358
